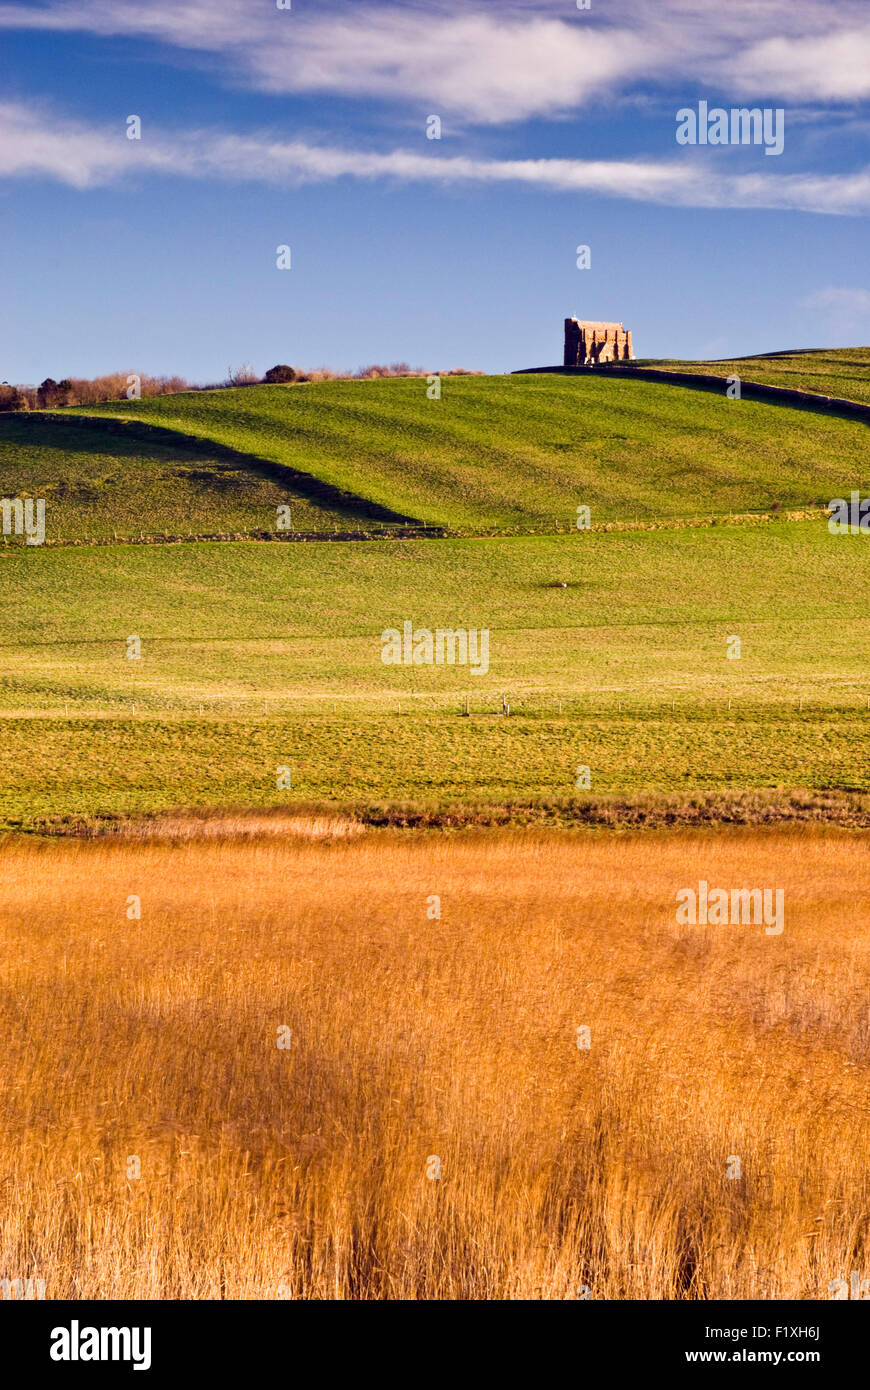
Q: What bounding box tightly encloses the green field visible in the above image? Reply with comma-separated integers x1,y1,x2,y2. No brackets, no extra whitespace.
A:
0,414,382,539
50,372,869,533
0,369,866,828
6,709,870,830
1,522,868,710
640,346,870,406
2,517,869,827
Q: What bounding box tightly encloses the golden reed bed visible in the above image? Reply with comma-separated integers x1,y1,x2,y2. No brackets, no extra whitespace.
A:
0,825,867,1299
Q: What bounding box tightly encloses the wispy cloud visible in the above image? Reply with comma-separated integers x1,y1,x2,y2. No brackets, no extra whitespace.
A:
722,29,870,103
800,287,870,336
2,100,870,215
0,0,869,124
802,287,870,311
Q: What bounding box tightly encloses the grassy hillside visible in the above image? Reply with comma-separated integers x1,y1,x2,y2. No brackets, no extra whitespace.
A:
53,373,868,534
641,347,870,406
2,520,869,826
0,414,393,539
0,366,862,826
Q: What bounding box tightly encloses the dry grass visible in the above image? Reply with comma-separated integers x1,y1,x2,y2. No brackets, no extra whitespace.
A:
1,826,868,1300
69,811,366,844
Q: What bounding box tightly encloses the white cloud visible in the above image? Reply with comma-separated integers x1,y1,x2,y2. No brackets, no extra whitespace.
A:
2,100,870,216
0,1,869,124
802,288,870,311
723,31,870,103
800,287,870,336
0,102,172,188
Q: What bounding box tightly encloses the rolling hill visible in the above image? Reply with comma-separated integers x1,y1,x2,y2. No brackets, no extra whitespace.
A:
0,365,866,828
37,371,869,534
638,346,870,406
0,412,400,540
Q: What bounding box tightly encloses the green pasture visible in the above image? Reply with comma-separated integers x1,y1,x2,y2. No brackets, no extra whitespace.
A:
1,520,868,826
642,346,870,407
50,373,869,533
4,708,870,830
0,414,371,539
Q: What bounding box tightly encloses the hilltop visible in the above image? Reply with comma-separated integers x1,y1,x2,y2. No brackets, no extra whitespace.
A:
9,370,864,538
638,346,870,406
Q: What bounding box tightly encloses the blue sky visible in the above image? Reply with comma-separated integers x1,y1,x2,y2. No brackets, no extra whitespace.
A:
2,0,870,382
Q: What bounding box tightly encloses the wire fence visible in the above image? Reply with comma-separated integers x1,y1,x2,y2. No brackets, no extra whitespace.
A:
8,691,870,721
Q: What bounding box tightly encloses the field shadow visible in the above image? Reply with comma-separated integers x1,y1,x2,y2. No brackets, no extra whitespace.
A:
0,413,420,525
